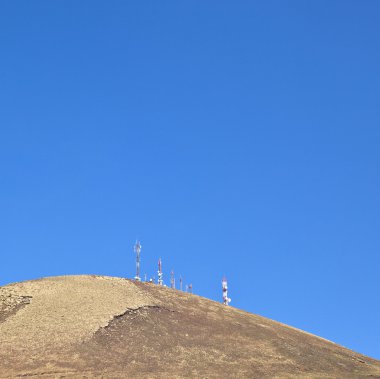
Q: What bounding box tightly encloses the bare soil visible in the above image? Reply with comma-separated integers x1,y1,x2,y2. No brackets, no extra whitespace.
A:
0,275,379,378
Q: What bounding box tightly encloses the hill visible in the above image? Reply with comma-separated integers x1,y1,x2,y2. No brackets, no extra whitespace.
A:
0,275,379,378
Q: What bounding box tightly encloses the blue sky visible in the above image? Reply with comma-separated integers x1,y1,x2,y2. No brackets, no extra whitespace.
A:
1,1,379,359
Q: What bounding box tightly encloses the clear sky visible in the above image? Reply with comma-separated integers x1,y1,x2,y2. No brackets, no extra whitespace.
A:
1,1,379,359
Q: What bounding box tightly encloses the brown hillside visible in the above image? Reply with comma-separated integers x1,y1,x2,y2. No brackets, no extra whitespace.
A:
0,275,379,378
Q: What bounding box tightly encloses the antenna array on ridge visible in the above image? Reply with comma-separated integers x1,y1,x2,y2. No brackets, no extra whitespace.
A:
131,240,232,304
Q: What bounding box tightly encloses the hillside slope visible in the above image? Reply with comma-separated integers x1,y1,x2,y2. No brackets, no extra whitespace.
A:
0,275,379,378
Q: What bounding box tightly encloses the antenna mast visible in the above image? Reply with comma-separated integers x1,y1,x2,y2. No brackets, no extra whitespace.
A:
170,270,175,289
222,276,231,305
158,258,163,285
179,275,183,291
134,241,141,281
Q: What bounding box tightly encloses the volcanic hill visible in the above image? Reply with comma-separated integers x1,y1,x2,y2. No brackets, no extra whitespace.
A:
0,275,379,378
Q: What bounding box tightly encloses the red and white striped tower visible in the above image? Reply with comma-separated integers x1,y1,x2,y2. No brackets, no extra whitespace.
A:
134,241,141,281
170,270,175,289
222,276,231,305
158,258,163,286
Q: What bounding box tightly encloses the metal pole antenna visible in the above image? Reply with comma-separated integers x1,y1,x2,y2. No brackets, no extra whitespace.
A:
180,276,183,291
134,241,141,281
170,270,175,289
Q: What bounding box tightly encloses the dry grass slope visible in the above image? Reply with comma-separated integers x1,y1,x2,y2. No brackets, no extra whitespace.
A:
0,275,379,378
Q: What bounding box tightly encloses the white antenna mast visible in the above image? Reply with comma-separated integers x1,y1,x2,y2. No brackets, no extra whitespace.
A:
158,258,163,285
222,276,231,305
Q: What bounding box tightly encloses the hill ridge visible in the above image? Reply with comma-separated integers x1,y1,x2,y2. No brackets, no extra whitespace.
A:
0,275,379,378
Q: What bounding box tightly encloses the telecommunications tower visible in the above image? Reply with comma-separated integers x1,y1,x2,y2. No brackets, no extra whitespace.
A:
222,276,231,305
134,241,142,281
170,270,175,289
179,275,183,291
158,258,163,285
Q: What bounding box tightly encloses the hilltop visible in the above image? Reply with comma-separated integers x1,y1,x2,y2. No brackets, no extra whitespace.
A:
0,275,379,378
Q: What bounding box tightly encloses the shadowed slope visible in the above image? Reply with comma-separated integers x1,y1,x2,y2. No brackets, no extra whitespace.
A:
0,275,379,378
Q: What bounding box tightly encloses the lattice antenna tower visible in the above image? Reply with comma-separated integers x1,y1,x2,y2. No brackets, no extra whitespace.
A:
222,276,231,305
158,258,163,286
134,241,142,281
179,275,183,291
